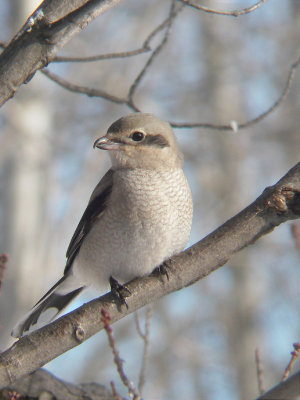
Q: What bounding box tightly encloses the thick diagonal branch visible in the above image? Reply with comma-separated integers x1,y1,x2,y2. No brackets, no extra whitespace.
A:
0,162,299,389
256,369,300,400
0,0,123,107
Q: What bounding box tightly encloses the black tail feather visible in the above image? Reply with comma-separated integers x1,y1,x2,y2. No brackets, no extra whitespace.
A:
21,287,84,334
12,284,84,337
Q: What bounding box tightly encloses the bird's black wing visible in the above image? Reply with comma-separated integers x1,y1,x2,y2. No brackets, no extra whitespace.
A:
64,168,114,274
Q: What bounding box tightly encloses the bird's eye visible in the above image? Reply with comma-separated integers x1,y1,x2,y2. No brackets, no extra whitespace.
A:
131,131,145,142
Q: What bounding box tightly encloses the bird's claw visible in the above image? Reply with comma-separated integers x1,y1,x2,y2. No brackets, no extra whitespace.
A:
153,261,171,281
109,276,131,309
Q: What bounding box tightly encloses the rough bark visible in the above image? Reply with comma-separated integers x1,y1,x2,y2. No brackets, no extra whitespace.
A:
1,368,113,400
256,369,300,400
0,0,123,106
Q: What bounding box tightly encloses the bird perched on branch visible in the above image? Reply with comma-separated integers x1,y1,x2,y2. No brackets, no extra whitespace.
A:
12,113,193,338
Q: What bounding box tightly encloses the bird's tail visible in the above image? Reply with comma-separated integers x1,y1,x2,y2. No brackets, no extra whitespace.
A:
12,274,84,338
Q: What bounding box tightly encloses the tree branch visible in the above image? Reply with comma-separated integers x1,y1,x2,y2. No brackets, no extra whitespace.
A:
52,0,182,63
178,0,268,17
0,0,123,107
1,1,297,132
41,1,182,113
256,369,300,400
0,254,9,296
135,305,152,395
170,55,300,130
255,348,265,396
42,69,129,105
2,368,113,400
127,0,183,108
101,309,140,399
0,162,299,389
42,51,300,131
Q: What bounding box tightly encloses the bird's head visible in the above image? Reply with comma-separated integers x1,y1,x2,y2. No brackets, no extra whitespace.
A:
93,113,182,169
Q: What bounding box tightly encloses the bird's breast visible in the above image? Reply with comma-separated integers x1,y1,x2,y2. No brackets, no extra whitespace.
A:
75,168,192,285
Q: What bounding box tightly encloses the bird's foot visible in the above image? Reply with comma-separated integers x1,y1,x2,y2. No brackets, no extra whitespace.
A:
109,276,131,309
153,260,171,281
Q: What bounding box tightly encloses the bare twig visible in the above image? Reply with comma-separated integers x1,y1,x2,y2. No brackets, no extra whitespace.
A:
3,369,113,400
170,55,300,130
257,369,300,399
36,1,298,132
110,381,123,400
282,342,300,382
43,49,300,132
291,223,300,253
178,0,267,17
41,1,183,113
0,0,124,107
128,0,184,106
0,253,9,296
53,1,182,63
135,305,152,395
54,48,150,63
101,309,141,400
41,69,129,105
255,348,265,395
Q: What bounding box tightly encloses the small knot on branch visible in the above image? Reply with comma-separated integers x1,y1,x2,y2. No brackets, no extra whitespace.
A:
266,187,300,215
73,325,85,343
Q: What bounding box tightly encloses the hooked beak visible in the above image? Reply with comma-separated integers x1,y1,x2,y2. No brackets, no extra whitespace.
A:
93,136,121,151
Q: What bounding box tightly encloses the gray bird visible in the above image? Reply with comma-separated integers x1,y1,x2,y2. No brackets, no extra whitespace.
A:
12,113,193,338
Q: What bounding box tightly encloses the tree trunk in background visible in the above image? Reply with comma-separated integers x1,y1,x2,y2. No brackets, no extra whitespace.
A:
0,0,52,347
202,15,260,400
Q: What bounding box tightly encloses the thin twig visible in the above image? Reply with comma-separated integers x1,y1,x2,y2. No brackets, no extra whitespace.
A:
143,4,181,48
41,68,141,112
53,2,181,63
291,223,300,253
281,342,300,381
240,55,300,128
170,55,300,130
110,381,123,400
128,0,183,106
101,309,141,400
134,312,144,339
54,48,150,63
178,0,267,17
42,52,300,131
0,253,9,296
255,348,265,395
39,2,299,132
135,305,153,395
42,49,300,132
41,69,129,104
42,1,183,113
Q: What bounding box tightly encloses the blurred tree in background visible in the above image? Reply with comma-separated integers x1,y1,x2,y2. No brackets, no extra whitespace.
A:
0,1,299,399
